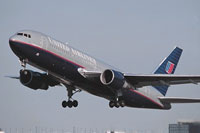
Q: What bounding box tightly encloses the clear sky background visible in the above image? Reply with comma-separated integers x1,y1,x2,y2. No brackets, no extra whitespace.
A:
0,0,200,133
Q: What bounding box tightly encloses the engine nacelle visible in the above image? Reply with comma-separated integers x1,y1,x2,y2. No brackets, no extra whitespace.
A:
100,69,125,89
20,69,49,90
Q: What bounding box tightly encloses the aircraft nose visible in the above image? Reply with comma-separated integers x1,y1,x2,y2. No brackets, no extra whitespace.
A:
9,34,17,41
9,36,17,48
9,35,21,56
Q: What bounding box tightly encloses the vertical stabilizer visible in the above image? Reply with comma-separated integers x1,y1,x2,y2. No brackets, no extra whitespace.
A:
153,47,183,96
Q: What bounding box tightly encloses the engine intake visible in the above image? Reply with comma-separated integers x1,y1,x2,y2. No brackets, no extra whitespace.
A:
100,69,125,89
20,69,49,90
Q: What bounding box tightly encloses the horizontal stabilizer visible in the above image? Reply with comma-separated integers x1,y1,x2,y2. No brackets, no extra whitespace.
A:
159,97,200,103
124,74,200,88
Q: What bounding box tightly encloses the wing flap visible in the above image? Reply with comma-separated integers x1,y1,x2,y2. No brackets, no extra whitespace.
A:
159,97,200,103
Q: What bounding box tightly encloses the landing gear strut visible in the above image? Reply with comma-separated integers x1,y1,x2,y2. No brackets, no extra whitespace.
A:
62,85,80,108
109,90,125,108
19,59,27,69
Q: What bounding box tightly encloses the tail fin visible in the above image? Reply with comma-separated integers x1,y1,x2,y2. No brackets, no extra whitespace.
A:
153,47,183,96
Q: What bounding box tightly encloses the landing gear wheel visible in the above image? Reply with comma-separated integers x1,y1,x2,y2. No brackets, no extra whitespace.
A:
73,100,78,107
68,100,73,108
62,101,68,108
115,102,120,108
62,100,78,108
119,100,125,107
109,99,125,108
109,101,115,108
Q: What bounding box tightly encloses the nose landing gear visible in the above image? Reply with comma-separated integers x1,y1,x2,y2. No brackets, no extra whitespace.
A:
19,59,28,69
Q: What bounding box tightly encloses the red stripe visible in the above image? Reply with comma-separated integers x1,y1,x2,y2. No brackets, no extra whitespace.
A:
168,64,174,74
10,40,85,68
130,89,164,108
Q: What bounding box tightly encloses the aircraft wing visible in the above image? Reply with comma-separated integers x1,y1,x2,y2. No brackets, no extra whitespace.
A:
124,74,200,88
159,97,200,103
5,76,20,79
78,69,200,88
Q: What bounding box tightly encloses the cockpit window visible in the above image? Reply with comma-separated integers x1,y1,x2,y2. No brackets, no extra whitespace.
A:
17,33,23,36
16,32,31,38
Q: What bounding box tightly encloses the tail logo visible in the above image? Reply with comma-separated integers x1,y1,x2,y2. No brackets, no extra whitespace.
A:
165,61,175,74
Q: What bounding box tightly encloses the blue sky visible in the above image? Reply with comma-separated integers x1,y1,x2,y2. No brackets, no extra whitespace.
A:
1,1,200,133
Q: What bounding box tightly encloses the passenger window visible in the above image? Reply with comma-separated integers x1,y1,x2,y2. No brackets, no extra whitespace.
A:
28,34,31,38
24,34,28,37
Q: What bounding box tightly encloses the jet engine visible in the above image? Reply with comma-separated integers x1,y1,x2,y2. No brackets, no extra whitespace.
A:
20,69,49,90
100,69,125,89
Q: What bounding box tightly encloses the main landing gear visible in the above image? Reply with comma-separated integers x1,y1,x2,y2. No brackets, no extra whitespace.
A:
62,85,81,108
109,90,126,108
62,100,78,108
109,98,125,108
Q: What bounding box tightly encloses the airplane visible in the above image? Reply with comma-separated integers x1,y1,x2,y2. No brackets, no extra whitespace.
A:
8,30,200,110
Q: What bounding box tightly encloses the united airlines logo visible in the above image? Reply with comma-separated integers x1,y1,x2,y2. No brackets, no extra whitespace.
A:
165,61,175,74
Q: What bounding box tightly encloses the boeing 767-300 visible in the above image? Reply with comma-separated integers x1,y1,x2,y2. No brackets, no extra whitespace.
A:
8,30,200,109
